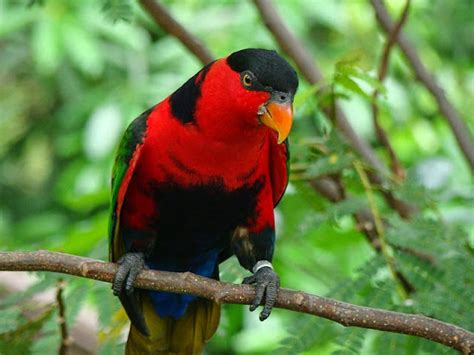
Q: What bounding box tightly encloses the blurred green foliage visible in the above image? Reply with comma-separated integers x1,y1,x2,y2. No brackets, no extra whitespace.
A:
0,0,473,354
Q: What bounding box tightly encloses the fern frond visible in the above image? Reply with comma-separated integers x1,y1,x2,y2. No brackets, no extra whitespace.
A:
276,256,385,353
101,0,132,22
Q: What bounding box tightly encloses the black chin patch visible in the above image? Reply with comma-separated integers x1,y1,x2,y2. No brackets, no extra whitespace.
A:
227,48,298,95
169,62,213,124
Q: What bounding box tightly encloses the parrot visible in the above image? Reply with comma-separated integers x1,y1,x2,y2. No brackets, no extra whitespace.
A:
109,48,298,354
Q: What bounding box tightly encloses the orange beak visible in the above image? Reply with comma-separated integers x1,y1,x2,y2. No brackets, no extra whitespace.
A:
259,100,293,144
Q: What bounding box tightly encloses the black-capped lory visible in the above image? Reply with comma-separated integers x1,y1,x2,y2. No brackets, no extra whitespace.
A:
110,48,298,354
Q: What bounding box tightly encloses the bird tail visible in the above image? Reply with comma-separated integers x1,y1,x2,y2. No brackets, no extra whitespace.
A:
125,295,220,355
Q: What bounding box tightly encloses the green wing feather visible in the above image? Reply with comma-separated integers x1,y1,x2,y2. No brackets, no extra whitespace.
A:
109,108,152,261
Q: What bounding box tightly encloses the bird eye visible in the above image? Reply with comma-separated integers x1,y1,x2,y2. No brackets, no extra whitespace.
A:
242,72,253,88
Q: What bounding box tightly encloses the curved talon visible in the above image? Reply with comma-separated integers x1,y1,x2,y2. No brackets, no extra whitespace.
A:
112,252,146,296
242,266,280,321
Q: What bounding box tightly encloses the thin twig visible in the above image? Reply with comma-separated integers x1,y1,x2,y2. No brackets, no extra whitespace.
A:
56,279,71,355
0,273,97,354
371,0,411,181
354,160,407,299
393,245,436,265
370,0,474,170
0,251,472,353
138,0,214,65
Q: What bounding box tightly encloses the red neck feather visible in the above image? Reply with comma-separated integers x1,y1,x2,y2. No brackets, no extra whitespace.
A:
195,59,271,146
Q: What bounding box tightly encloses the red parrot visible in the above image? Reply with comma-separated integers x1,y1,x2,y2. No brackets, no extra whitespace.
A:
110,48,298,354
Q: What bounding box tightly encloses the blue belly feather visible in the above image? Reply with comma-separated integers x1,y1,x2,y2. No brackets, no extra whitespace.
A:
145,249,220,319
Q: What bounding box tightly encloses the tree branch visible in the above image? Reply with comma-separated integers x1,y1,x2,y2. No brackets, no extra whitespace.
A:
138,0,214,65
56,279,71,355
371,0,411,181
0,251,472,353
370,0,474,170
0,272,98,354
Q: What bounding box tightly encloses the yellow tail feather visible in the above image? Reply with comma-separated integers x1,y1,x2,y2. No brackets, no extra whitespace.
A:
125,295,220,355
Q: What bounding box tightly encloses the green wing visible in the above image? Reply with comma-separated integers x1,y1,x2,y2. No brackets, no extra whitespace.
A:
109,107,153,261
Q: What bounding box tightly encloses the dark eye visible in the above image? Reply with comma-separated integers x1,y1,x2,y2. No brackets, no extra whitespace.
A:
242,72,253,88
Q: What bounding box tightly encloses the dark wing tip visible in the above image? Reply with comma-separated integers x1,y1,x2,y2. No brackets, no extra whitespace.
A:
119,293,150,336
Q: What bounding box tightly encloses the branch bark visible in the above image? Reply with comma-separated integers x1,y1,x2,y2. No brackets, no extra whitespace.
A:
138,0,214,65
0,251,473,353
370,0,474,170
56,279,71,355
0,272,98,354
371,0,411,180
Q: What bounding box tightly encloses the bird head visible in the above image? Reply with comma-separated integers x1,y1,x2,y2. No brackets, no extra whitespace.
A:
193,48,299,144
226,48,298,143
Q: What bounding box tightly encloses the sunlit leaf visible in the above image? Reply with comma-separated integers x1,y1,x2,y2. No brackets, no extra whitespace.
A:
62,20,104,77
31,15,63,74
0,307,21,334
334,74,371,100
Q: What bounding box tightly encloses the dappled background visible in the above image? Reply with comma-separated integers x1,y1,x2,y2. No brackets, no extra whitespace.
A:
0,0,473,354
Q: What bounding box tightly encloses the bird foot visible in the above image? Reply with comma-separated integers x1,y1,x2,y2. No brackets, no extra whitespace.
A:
243,265,280,321
112,252,147,296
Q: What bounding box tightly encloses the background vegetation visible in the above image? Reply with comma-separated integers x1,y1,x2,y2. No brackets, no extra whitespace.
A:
0,0,472,354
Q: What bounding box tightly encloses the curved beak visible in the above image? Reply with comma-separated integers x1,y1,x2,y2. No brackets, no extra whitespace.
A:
259,91,293,144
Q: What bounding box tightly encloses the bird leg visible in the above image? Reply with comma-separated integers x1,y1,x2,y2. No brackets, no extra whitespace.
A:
112,252,147,296
112,252,150,335
243,261,280,321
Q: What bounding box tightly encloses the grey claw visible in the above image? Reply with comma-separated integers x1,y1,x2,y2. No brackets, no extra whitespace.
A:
251,280,266,312
260,277,279,320
243,266,280,320
113,264,129,295
112,252,146,296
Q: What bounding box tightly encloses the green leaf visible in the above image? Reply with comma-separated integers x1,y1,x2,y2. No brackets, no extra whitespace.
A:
62,20,104,77
101,0,132,22
58,212,108,255
326,197,369,220
334,74,370,100
294,82,323,107
0,9,36,38
12,212,67,246
334,58,386,96
31,16,63,74
305,153,354,178
0,307,21,334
